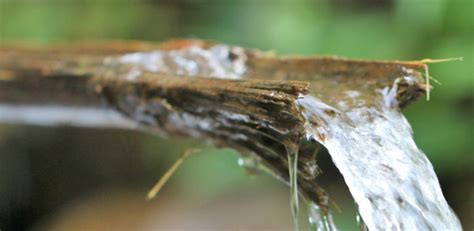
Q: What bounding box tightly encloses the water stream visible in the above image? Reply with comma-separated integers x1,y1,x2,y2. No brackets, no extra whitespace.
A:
297,80,462,230
356,208,369,231
288,150,300,231
308,202,338,231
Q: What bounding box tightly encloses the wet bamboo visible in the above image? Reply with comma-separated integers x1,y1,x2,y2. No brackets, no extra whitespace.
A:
0,41,427,209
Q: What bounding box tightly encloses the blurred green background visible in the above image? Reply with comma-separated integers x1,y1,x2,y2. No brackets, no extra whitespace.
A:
0,0,472,230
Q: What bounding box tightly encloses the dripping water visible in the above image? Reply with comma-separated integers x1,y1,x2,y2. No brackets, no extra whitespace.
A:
237,156,260,175
308,202,323,230
239,152,302,231
237,156,284,181
288,149,300,231
308,202,337,231
239,152,303,231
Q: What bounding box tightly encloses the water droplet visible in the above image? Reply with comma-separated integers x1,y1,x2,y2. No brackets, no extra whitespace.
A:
237,156,256,167
237,156,260,175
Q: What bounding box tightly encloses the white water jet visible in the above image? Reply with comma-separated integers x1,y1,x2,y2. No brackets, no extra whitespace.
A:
297,78,462,231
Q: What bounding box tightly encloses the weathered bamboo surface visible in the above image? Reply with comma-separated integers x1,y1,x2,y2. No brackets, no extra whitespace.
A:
0,39,427,208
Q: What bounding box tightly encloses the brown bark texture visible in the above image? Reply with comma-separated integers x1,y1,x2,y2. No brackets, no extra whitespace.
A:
0,39,427,209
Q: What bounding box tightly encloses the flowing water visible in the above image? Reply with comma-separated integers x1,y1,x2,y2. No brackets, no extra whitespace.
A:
308,202,338,231
288,150,300,231
108,44,461,230
297,80,462,230
356,209,369,231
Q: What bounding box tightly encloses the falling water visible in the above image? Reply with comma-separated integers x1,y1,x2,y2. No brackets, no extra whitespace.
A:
308,202,323,230
107,44,461,230
356,209,369,231
288,150,300,231
297,78,462,230
308,202,338,231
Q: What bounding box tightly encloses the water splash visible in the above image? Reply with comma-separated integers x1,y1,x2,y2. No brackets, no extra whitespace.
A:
297,78,462,230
